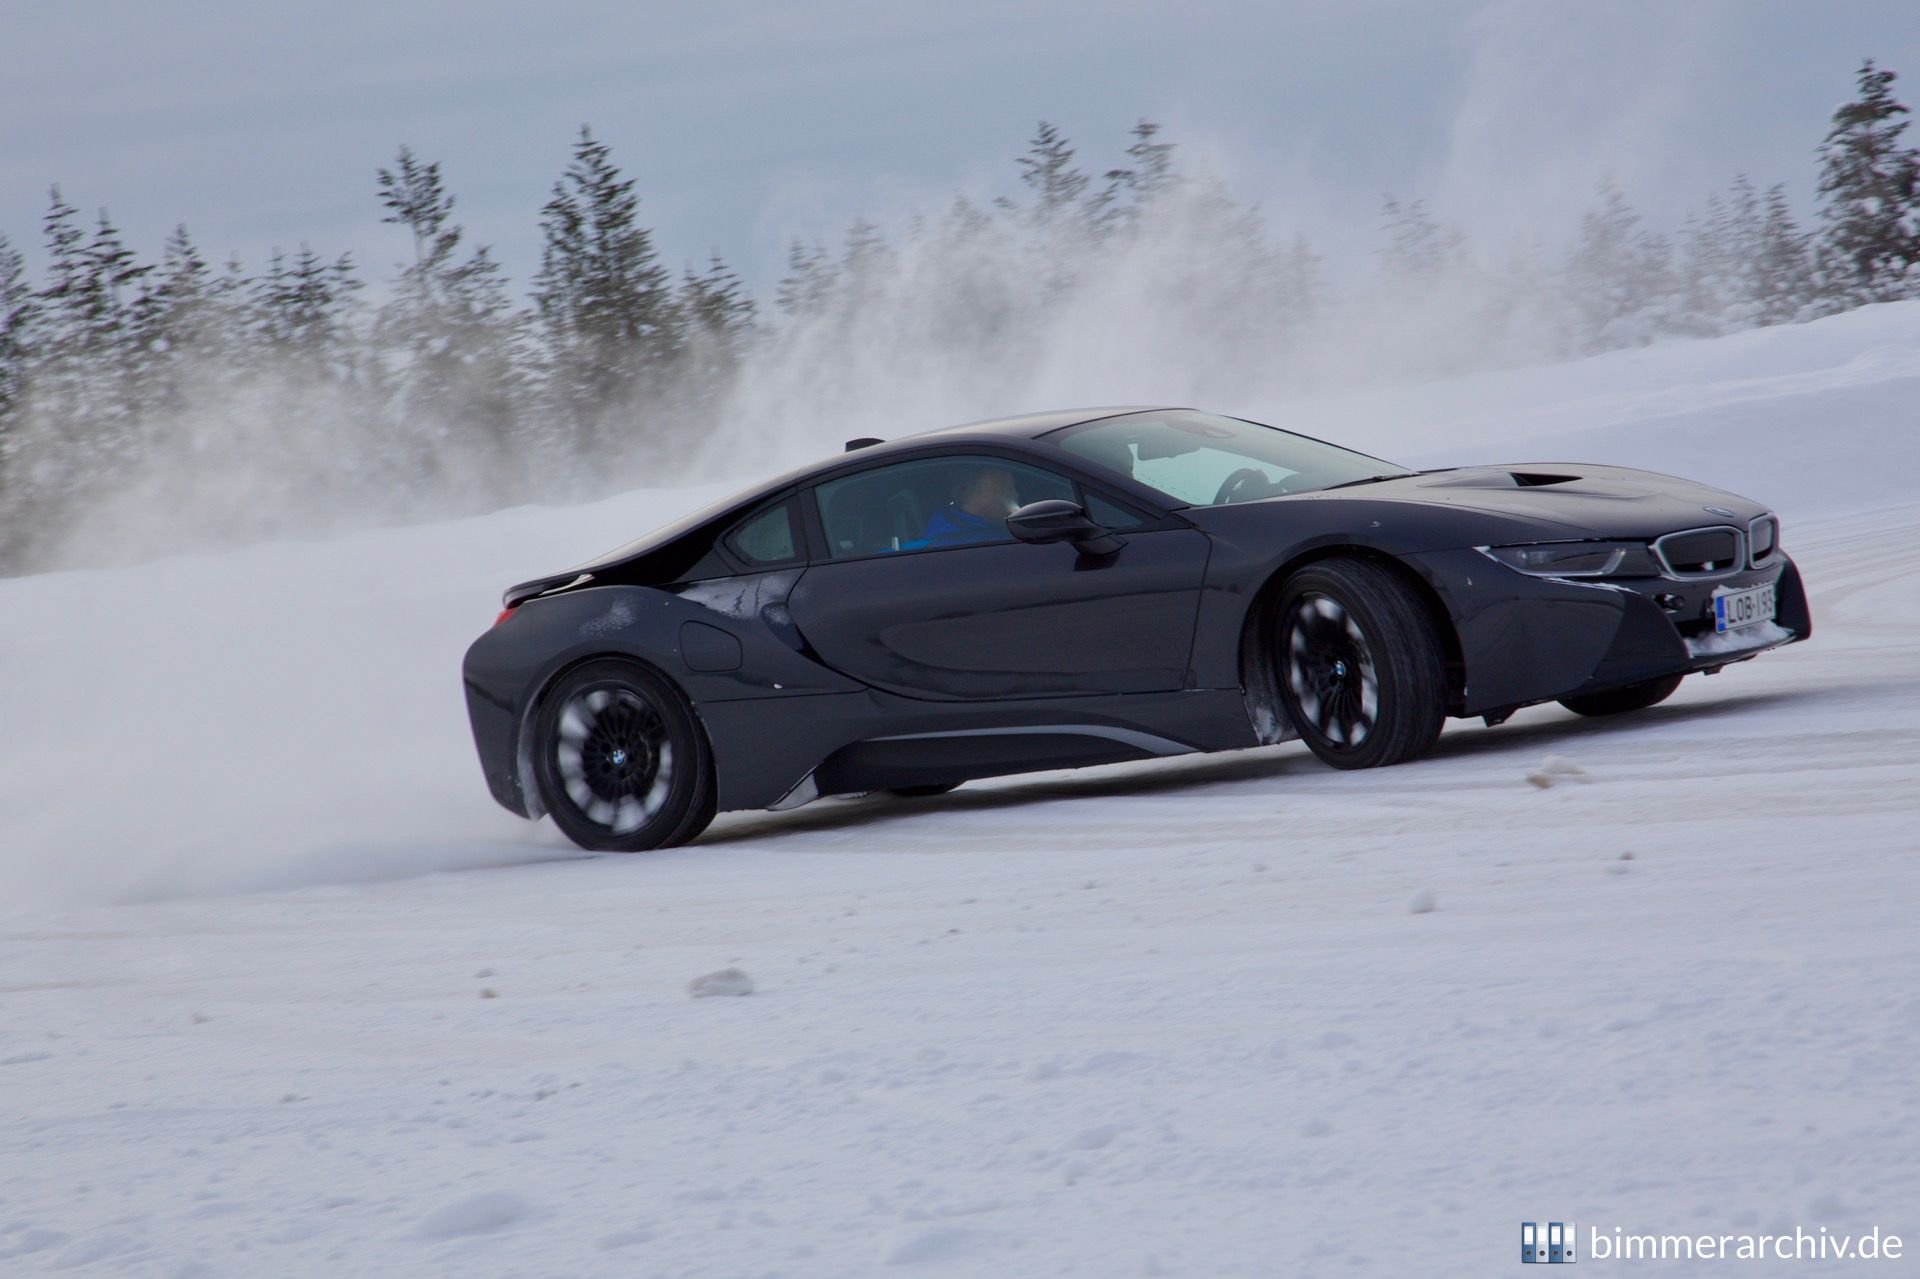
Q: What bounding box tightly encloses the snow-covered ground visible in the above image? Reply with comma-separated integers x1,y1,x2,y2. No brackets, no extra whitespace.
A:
3,304,1918,1275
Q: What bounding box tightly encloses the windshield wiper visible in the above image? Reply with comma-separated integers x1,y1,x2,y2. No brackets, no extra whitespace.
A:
1318,473,1410,492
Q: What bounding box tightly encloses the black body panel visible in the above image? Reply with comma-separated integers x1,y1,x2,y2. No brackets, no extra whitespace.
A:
462,407,1811,829
786,528,1211,699
697,687,1256,810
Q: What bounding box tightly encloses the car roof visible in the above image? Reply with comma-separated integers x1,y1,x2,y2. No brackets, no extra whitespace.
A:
907,405,1168,441
518,407,1180,599
732,406,1174,494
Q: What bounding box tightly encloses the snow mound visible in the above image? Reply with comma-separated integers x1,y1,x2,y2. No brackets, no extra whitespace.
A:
879,1224,1002,1266
1526,755,1593,789
408,1191,536,1240
688,967,755,998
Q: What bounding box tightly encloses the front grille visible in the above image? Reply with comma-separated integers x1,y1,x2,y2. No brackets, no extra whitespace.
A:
1748,515,1779,566
1653,526,1743,578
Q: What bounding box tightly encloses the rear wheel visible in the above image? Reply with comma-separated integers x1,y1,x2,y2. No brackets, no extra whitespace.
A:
1273,558,1448,770
533,660,716,852
1558,673,1683,717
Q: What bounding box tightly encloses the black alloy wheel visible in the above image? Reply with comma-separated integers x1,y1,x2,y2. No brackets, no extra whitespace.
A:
533,660,715,851
1273,557,1448,770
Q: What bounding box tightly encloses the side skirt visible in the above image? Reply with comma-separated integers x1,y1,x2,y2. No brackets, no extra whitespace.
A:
701,687,1261,813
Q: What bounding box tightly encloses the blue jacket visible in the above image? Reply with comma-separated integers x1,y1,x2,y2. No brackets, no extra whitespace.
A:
917,504,1004,547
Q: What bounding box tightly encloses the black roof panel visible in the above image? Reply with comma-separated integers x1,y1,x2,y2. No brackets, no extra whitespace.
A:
904,406,1168,440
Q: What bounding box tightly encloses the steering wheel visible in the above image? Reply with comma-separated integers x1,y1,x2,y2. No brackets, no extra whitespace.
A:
1213,467,1276,506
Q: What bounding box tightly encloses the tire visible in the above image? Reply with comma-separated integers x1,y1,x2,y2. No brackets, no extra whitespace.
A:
1558,673,1683,717
532,659,716,852
888,782,962,798
1272,557,1448,770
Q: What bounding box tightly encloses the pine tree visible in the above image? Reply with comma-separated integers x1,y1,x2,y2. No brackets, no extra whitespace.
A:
250,245,364,381
1094,119,1179,232
1677,175,1820,333
1565,182,1679,350
675,252,754,413
375,146,526,472
26,195,153,485
36,187,87,330
89,210,154,467
680,253,753,348
3,191,91,553
774,240,837,318
1008,121,1091,230
82,209,151,344
1379,196,1463,281
0,234,35,428
378,146,461,296
1751,184,1818,323
1119,119,1177,198
1000,121,1097,302
30,188,90,436
1682,175,1794,334
920,196,1019,357
1816,59,1920,303
942,194,994,242
0,234,36,531
840,218,892,299
142,225,224,364
532,126,679,458
1279,234,1325,326
1678,183,1740,333
115,224,238,468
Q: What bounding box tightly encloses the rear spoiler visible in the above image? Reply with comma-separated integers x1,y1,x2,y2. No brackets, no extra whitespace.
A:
502,572,595,609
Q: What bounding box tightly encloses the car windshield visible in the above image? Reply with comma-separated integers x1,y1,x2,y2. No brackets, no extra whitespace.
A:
1049,410,1411,507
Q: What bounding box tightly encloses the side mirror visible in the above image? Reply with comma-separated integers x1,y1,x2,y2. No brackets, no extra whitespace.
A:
1006,499,1124,556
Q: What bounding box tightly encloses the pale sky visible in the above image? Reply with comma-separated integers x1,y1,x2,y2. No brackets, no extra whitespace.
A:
3,1,1916,295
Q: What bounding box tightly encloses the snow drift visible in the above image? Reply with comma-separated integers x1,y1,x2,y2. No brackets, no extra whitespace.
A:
1,300,1917,911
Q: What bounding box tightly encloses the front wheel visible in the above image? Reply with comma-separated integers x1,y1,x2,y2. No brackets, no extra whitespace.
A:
1558,674,1683,717
532,660,716,852
1272,558,1448,770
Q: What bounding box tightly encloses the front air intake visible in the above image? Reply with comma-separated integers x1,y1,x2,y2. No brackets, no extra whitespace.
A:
1652,526,1743,578
1748,515,1779,567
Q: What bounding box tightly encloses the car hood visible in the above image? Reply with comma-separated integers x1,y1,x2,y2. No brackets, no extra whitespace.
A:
1313,462,1771,538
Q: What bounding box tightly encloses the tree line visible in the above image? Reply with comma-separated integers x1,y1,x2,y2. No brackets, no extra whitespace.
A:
1,60,1917,573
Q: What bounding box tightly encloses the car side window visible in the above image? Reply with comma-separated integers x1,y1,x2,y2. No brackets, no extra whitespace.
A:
1084,490,1148,530
813,455,1076,559
724,500,801,566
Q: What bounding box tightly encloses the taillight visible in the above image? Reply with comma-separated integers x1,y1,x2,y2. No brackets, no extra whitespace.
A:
493,607,517,628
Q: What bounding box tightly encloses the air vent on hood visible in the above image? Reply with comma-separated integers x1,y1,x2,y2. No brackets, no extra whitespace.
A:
1418,469,1581,490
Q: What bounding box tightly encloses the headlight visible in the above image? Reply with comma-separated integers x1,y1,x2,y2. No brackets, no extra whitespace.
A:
1477,541,1658,578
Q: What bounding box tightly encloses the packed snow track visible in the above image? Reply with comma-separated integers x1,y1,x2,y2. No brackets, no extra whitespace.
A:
2,305,1918,1275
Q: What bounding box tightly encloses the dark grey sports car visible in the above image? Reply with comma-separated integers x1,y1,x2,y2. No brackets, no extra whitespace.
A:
462,408,1809,851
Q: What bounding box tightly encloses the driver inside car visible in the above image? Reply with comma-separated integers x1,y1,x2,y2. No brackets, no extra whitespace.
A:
919,466,1021,546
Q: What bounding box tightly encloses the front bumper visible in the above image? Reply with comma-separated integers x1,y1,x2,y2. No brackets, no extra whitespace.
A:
1405,549,1811,717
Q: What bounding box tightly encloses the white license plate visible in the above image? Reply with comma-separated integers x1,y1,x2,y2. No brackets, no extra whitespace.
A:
1713,583,1776,633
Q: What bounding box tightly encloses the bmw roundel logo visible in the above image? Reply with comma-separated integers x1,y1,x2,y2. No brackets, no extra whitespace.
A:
1703,505,1737,517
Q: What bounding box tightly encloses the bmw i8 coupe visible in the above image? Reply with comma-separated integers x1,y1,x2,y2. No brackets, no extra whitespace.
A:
462,408,1810,851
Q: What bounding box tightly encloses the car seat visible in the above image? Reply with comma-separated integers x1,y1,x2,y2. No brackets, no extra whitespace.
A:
885,489,927,548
